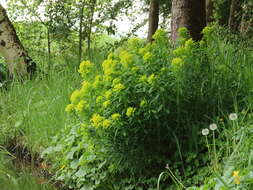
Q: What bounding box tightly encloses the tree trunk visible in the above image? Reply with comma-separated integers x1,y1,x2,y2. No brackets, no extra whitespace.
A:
206,0,213,24
87,0,97,58
78,2,85,64
47,27,51,66
0,4,36,76
240,2,253,35
147,0,160,42
171,0,206,42
228,0,242,33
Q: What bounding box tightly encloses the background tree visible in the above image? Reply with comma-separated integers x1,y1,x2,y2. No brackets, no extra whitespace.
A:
171,0,206,41
147,0,160,42
228,0,243,33
206,0,214,24
0,4,35,76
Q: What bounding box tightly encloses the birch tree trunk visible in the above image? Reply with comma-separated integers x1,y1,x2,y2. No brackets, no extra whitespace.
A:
147,0,160,42
0,4,36,76
171,0,206,42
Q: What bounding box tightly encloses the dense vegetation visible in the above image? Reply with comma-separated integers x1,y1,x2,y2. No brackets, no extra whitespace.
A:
0,0,252,190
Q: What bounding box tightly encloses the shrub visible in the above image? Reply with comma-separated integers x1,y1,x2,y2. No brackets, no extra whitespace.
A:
44,26,253,189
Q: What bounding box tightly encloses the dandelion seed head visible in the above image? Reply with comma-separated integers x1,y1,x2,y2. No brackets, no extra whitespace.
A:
202,128,209,136
229,113,238,121
209,123,218,131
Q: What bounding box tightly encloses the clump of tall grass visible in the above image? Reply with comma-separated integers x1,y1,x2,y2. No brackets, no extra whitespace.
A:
0,66,80,150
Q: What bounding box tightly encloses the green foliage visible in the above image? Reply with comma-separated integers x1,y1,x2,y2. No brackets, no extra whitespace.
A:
187,112,253,190
43,26,253,189
0,67,80,149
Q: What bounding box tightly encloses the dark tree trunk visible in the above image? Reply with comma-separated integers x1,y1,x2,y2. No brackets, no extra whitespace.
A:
240,2,253,35
47,27,51,66
206,0,214,24
87,0,96,58
0,4,36,76
78,2,85,64
171,0,206,42
147,0,160,42
229,0,243,33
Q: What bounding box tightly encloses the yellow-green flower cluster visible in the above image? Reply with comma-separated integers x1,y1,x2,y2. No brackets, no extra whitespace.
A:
80,81,92,95
105,90,113,99
143,52,153,62
127,38,142,50
119,50,133,65
126,107,135,117
103,100,111,108
78,60,93,77
70,90,82,104
90,114,111,128
139,75,148,82
152,29,167,40
111,113,121,121
147,74,156,84
102,119,111,128
102,59,118,76
139,74,156,84
93,75,102,89
172,57,184,66
178,27,190,39
96,96,103,103
65,104,75,113
202,26,214,36
75,100,87,112
113,83,125,92
140,100,147,107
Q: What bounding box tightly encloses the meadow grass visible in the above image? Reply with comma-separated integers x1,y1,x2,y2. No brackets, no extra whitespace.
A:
0,66,80,150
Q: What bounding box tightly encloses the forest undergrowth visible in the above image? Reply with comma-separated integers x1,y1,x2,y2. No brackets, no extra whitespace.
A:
0,26,252,190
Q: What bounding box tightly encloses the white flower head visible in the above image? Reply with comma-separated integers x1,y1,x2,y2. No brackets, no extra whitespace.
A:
229,113,238,121
0,83,3,88
202,128,209,136
209,123,217,131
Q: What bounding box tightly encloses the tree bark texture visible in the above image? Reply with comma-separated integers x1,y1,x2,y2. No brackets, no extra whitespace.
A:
147,0,160,42
78,1,85,64
171,0,206,42
240,2,253,35
206,0,214,24
87,0,97,58
229,0,243,33
0,4,36,76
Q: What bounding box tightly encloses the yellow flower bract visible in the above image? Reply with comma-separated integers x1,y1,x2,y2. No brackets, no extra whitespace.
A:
111,113,121,121
65,104,75,113
90,114,104,128
78,60,93,77
126,107,135,117
70,90,81,104
143,52,153,61
103,100,111,108
119,50,133,64
147,74,156,84
232,170,240,185
102,119,111,128
75,100,86,112
113,83,125,92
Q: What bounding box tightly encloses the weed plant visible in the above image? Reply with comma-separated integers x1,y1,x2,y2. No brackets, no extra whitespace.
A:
42,26,253,189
